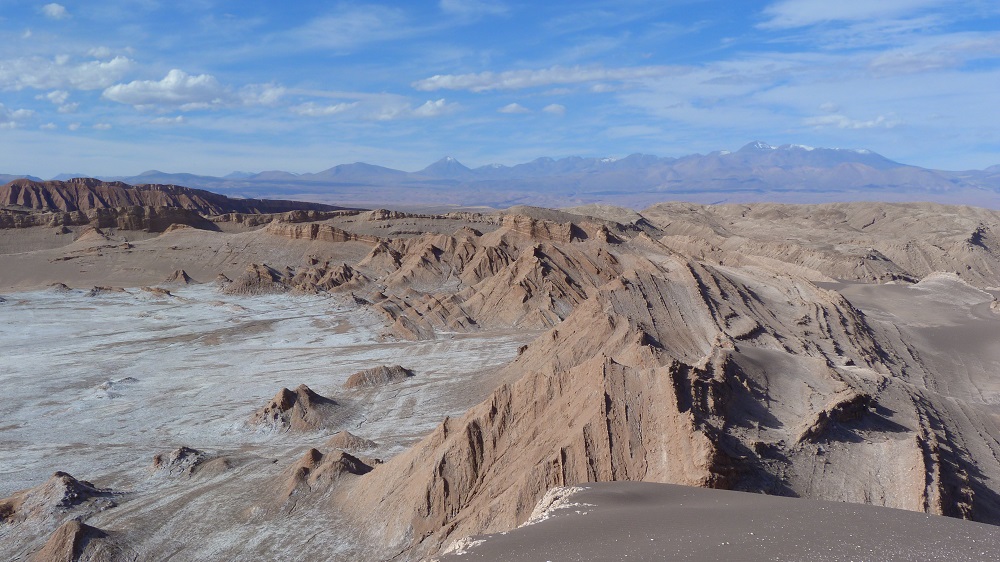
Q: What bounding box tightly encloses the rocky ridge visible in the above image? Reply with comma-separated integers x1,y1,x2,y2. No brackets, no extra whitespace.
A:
5,201,1000,560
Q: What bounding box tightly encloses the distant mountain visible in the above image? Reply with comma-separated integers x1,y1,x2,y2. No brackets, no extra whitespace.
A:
416,156,475,180
0,174,44,184
23,143,1000,209
305,162,408,183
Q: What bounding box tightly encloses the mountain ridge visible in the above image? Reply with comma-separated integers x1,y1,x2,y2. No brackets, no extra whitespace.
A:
9,143,1000,209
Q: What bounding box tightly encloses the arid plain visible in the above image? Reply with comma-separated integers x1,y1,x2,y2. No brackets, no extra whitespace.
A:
4,179,1000,560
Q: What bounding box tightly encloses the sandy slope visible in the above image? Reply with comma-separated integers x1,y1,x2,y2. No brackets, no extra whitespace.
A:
442,482,1000,561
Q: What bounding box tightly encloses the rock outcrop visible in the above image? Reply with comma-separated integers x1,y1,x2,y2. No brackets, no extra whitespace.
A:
326,431,378,452
0,178,340,215
29,520,127,562
248,385,339,432
0,472,116,525
343,365,413,389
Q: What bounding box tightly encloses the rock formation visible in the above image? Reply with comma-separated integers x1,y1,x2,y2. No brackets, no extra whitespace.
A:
326,431,378,452
343,365,414,389
248,385,340,432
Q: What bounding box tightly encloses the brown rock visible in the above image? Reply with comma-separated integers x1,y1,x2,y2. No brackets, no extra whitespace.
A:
343,365,413,389
248,384,339,432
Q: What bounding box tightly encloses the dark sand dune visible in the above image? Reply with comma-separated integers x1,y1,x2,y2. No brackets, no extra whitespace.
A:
442,482,1000,561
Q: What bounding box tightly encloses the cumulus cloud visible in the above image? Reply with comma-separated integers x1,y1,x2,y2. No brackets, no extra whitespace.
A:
411,98,455,117
0,56,132,91
42,3,69,19
67,122,81,131
103,70,291,111
759,0,946,29
103,69,229,110
291,101,359,117
804,113,902,129
498,102,529,114
542,103,566,115
36,90,78,113
93,123,112,130
0,104,34,128
40,122,57,130
413,65,672,92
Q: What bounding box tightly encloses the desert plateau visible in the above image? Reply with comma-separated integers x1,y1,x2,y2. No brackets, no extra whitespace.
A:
2,177,1000,560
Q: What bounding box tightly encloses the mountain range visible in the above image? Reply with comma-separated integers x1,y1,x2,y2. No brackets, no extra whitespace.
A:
5,142,1000,209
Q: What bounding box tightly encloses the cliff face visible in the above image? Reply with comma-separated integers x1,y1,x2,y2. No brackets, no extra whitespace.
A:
0,178,341,216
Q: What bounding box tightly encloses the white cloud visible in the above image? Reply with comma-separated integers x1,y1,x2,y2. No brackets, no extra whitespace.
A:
0,56,132,91
759,0,946,29
819,102,841,112
542,103,566,115
42,3,69,20
291,101,359,117
103,69,229,109
411,98,455,118
88,47,113,58
240,83,286,105
439,0,507,17
93,123,112,130
67,122,81,131
36,90,78,113
103,71,290,111
498,102,530,114
41,90,70,104
372,98,456,120
413,65,673,92
150,116,185,125
0,104,31,129
40,122,57,130
22,29,32,39
804,113,902,129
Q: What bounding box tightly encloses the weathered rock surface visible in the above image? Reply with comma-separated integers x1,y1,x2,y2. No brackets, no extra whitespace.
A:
343,365,414,389
326,431,378,452
248,385,340,432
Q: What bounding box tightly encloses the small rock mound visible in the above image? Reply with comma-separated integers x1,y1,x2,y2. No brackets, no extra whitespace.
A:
326,430,378,452
48,283,73,293
140,286,172,297
162,223,194,233
343,365,414,389
0,472,115,525
283,448,373,497
222,263,289,295
74,227,108,243
164,269,196,284
85,286,127,297
248,384,339,432
151,446,205,477
29,519,126,562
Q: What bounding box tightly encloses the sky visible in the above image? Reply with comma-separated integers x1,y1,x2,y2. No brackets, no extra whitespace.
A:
1,0,999,177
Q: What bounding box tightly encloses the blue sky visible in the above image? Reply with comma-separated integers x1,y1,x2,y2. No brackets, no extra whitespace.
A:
1,0,999,177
